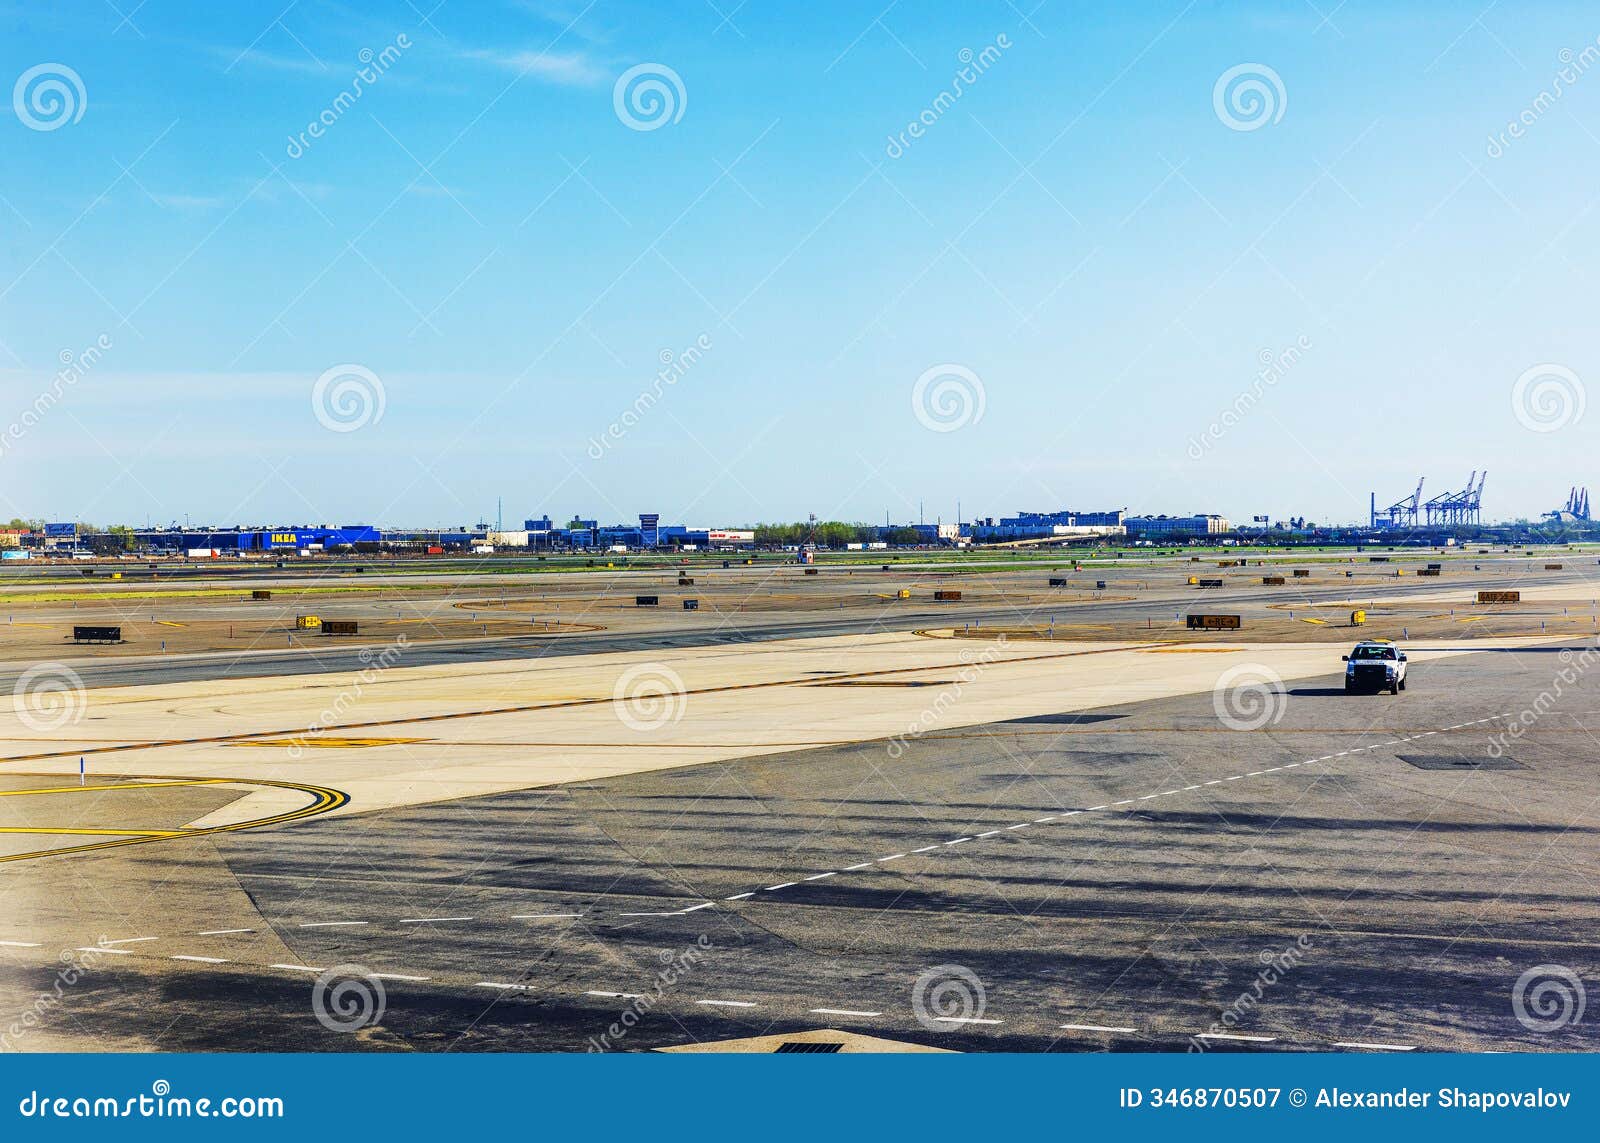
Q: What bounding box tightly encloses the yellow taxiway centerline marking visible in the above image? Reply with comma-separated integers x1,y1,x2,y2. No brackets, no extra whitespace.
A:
0,779,234,798
0,827,189,837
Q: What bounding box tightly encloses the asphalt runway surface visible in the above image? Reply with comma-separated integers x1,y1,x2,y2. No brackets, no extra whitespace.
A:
4,637,1596,1052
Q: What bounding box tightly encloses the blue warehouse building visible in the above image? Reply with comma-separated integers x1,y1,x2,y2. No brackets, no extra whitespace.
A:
130,525,380,552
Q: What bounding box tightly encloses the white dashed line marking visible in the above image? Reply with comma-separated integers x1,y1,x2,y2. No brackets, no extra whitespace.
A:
1195,1032,1276,1043
810,1008,883,1018
299,921,368,929
269,964,322,973
843,862,875,871
679,902,715,912
878,854,907,861
945,838,972,845
198,929,253,936
618,912,677,917
765,882,797,891
171,955,228,964
724,892,756,901
975,831,1002,838
697,999,758,1008
0,941,42,948
802,872,836,881
585,991,643,999
1006,823,1029,830
511,913,581,920
398,917,472,925
373,973,431,982
913,845,941,852
1335,1041,1416,1052
104,937,158,945
477,982,531,990
934,1016,1002,1025
1060,1023,1137,1034
83,947,129,955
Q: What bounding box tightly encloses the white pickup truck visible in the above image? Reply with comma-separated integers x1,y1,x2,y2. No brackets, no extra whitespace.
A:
1342,640,1408,694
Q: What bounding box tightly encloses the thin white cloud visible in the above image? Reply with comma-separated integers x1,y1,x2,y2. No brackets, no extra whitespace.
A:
458,47,604,86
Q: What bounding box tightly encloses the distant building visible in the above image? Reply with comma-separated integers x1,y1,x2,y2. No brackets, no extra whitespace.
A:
970,509,1126,541
1124,514,1231,536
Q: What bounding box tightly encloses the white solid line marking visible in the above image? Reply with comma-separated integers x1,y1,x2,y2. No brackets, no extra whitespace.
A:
765,882,797,891
373,973,431,982
104,937,158,945
82,947,129,955
299,921,368,928
269,963,323,973
802,872,836,881
1060,1023,1137,1034
0,940,42,948
935,1016,1002,1025
811,1008,883,1018
398,916,471,924
198,928,253,936
171,955,228,964
1196,1032,1276,1042
697,999,758,1008
724,892,755,900
1335,1041,1417,1052
510,913,581,919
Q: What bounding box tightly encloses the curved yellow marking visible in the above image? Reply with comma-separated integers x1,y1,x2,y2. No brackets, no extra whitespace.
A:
0,775,348,865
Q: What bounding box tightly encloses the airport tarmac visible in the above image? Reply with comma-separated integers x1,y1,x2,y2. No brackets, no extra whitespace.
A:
1,555,1597,1052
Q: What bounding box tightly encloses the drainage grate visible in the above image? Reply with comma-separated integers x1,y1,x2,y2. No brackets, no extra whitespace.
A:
774,1041,844,1054
1399,754,1528,771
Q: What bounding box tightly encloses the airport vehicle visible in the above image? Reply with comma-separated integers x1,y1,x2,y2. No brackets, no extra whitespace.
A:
1342,640,1407,694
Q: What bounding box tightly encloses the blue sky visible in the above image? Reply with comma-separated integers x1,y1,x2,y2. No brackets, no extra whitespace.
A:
1,1,1597,528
